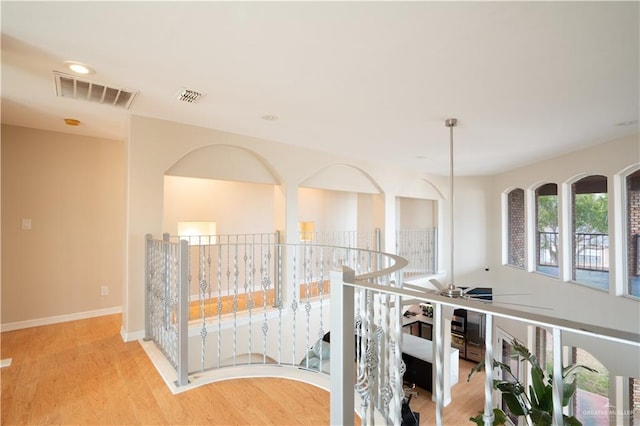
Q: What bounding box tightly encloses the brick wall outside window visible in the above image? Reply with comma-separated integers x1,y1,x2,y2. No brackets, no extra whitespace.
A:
508,188,525,269
631,377,640,425
628,172,640,281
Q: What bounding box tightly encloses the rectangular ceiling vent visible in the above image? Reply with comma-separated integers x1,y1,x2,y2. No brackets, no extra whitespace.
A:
177,88,203,103
53,71,138,110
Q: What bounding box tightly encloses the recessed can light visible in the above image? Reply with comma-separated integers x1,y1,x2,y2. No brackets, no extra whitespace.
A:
261,115,279,121
64,61,95,75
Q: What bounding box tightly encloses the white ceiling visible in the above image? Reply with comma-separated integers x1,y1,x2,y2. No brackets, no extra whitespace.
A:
1,1,638,176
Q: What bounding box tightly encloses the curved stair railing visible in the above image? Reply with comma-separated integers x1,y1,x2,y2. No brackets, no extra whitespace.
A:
144,233,640,426
144,233,409,424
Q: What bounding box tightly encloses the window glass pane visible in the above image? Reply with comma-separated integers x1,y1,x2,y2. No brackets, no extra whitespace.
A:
501,338,520,425
570,348,610,424
627,170,640,297
508,188,525,269
572,176,609,290
536,184,559,277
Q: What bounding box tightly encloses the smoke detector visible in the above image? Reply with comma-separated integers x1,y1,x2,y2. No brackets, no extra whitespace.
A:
53,71,138,109
177,88,204,103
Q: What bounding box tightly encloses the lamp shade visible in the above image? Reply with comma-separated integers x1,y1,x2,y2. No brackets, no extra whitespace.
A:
177,221,217,245
298,221,315,242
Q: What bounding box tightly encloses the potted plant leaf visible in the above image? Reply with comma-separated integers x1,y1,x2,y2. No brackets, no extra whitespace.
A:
467,339,597,426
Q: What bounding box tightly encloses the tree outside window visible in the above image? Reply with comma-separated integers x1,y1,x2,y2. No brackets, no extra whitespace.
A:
572,175,609,290
536,183,559,277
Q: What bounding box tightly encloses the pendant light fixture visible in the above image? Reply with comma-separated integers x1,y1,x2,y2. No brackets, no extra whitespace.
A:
430,118,466,298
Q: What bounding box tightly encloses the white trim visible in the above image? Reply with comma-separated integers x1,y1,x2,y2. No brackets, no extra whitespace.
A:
1,358,13,368
0,306,122,332
121,327,145,342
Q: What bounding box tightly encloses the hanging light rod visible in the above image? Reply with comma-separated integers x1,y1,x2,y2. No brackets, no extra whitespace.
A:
430,118,465,298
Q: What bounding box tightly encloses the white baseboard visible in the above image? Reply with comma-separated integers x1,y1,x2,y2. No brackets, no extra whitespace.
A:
121,327,145,342
0,306,123,332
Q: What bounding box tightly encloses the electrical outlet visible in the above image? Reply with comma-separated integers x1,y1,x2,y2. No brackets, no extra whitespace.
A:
101,286,108,296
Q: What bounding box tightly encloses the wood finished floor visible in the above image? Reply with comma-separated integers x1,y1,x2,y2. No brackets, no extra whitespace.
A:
1,314,484,425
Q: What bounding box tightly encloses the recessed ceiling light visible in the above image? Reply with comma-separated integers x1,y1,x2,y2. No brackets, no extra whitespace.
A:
261,115,279,121
64,118,80,126
64,61,95,75
416,155,427,160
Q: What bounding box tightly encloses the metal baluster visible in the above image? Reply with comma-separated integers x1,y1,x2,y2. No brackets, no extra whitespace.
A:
199,241,208,372
232,241,238,366
291,248,298,366
277,242,283,365
216,243,223,369
245,243,252,365
304,245,312,369
262,243,270,365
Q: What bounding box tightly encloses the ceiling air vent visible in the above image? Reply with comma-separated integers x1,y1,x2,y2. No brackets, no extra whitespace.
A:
53,71,138,109
177,88,203,103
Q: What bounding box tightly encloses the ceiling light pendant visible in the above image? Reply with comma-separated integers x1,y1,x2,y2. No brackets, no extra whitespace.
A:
442,118,463,298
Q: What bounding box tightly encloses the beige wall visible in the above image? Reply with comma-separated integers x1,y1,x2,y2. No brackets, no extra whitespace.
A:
125,115,458,337
163,176,277,236
1,125,125,325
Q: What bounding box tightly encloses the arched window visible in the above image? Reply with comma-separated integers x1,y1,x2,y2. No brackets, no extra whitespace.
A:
535,183,559,277
571,175,609,290
508,188,526,269
626,169,640,297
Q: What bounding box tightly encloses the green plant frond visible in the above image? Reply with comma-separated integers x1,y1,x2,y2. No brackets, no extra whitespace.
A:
511,339,541,369
469,339,592,426
469,409,508,426
530,366,548,405
562,379,577,406
562,363,598,379
501,393,528,417
529,384,540,407
497,381,526,396
467,360,486,382
469,412,484,426
529,407,553,426
541,383,554,412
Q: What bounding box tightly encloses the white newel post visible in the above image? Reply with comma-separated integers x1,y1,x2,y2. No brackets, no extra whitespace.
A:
330,267,356,426
552,327,563,426
483,313,494,426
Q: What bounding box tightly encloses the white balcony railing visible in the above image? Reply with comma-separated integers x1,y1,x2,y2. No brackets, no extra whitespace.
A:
144,233,640,426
